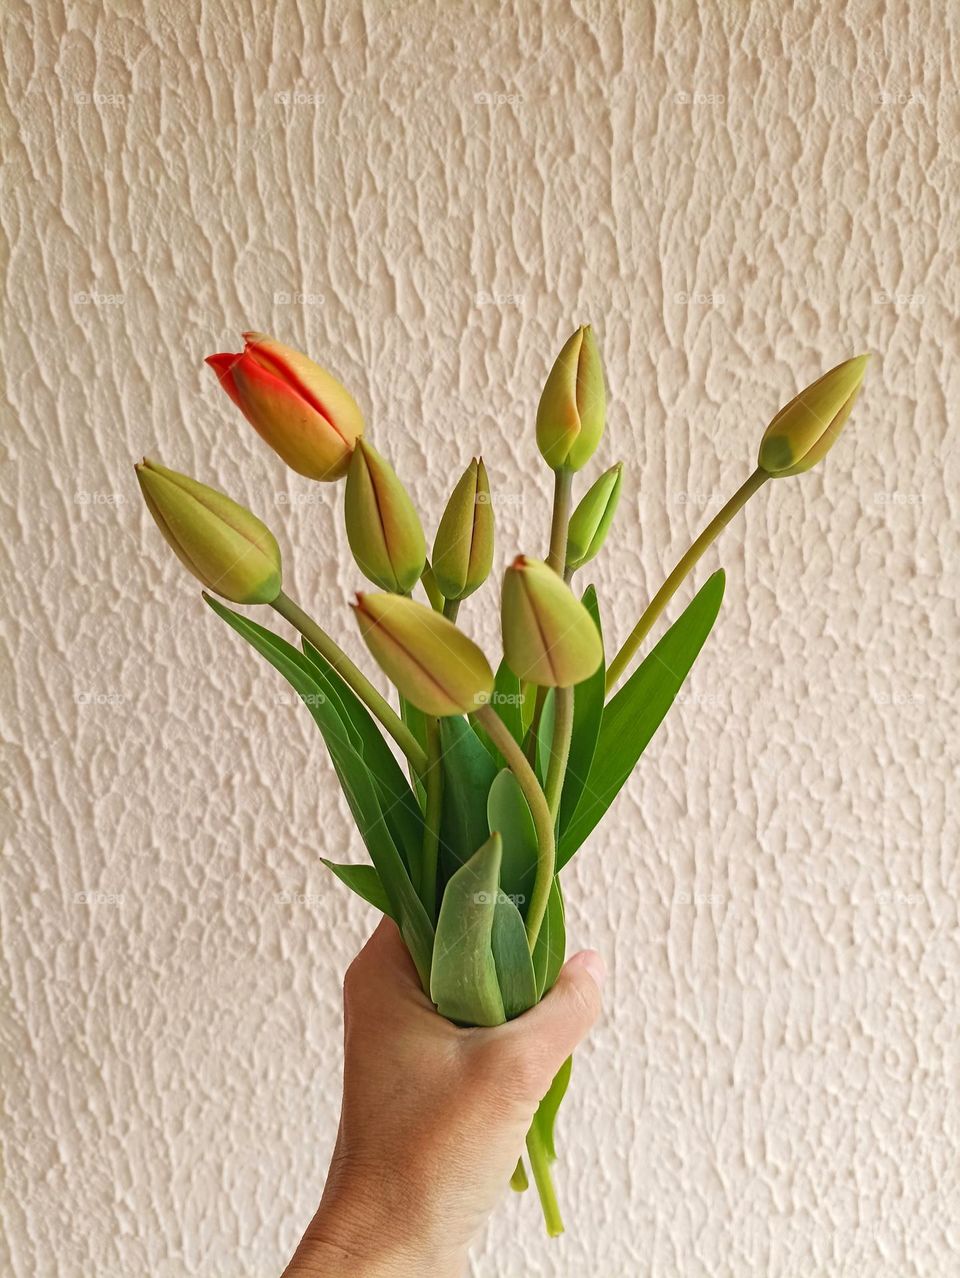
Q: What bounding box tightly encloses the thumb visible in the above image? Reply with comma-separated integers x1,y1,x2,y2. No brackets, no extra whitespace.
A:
506,950,605,1075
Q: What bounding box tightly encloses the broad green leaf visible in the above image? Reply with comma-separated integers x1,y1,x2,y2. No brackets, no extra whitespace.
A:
535,689,556,786
300,639,424,879
557,570,725,869
430,834,505,1027
491,894,538,1019
400,694,428,804
532,876,566,998
204,595,434,987
486,769,538,915
471,661,524,766
321,860,393,918
438,716,498,881
534,1055,572,1162
558,586,605,836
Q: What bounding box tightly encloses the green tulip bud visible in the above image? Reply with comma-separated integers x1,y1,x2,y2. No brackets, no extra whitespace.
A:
344,440,426,592
135,459,282,604
501,556,603,686
352,592,494,716
758,354,870,477
566,462,623,572
431,458,494,601
536,325,606,472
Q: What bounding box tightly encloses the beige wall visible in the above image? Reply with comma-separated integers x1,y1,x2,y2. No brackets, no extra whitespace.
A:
3,2,956,1274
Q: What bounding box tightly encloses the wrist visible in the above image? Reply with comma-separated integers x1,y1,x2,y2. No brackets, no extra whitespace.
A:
284,1167,466,1278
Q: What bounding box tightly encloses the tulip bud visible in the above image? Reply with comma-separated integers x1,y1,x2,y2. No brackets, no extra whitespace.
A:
566,462,623,572
501,556,603,686
135,459,282,604
206,332,364,481
758,354,869,478
344,441,427,593
431,458,494,601
536,325,606,471
352,592,494,716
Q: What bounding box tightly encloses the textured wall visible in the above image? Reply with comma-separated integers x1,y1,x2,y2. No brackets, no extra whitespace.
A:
3,2,957,1275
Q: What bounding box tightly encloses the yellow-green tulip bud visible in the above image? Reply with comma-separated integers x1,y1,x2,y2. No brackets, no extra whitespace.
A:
344,441,426,593
431,458,494,601
352,592,494,716
501,556,603,686
566,462,623,572
536,325,606,471
135,459,282,604
758,354,870,478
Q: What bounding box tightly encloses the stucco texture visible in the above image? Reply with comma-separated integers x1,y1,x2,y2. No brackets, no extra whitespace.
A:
2,1,957,1274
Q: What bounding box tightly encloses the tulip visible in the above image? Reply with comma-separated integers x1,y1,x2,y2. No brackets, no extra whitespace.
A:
605,354,870,690
758,354,869,477
206,332,364,480
432,458,494,603
352,592,494,716
536,325,606,472
345,441,427,593
565,462,623,574
135,459,282,604
501,556,603,687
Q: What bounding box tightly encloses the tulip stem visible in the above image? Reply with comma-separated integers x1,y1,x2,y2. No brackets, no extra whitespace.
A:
442,597,460,623
546,468,573,574
605,467,770,693
543,685,573,823
526,1120,563,1236
271,591,429,774
474,703,554,952
420,716,443,918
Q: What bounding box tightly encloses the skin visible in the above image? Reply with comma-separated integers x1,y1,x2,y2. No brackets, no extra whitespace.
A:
283,918,605,1277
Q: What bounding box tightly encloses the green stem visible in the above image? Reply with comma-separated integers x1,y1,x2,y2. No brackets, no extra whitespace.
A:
442,597,460,622
526,1121,563,1236
543,685,573,823
420,562,444,611
420,717,442,918
474,704,554,951
605,467,769,692
546,467,573,574
272,591,428,774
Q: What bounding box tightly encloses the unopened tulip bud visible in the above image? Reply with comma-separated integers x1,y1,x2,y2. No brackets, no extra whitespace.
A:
206,332,364,481
345,441,426,592
135,459,281,604
352,592,494,716
501,556,602,686
536,325,606,471
758,354,869,477
566,462,623,572
432,458,494,601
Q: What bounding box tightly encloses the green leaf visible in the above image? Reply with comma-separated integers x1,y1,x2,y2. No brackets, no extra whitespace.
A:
557,570,725,870
204,595,434,987
535,689,556,786
471,661,524,766
430,834,505,1027
532,876,566,998
321,860,393,918
534,1056,572,1162
486,769,538,915
558,586,605,836
300,640,424,878
491,893,538,1019
399,694,428,804
438,716,499,882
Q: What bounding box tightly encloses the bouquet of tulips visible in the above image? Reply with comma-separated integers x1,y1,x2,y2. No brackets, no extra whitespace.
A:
135,328,867,1235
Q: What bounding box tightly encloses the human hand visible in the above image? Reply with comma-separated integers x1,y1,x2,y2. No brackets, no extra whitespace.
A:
283,917,604,1277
